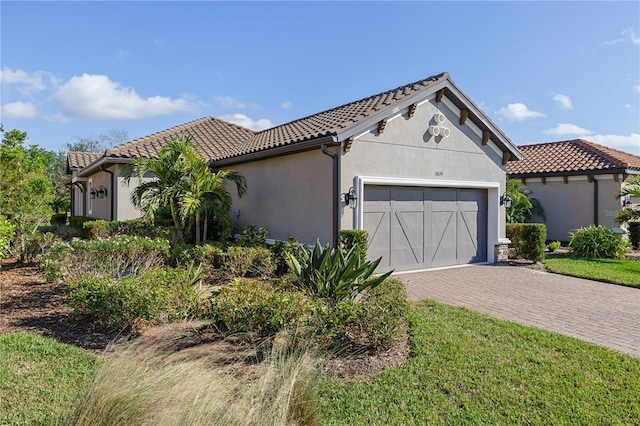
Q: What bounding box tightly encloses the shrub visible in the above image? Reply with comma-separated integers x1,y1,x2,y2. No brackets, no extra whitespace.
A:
506,223,523,257
222,246,275,278
50,213,67,225
628,222,640,250
37,224,84,241
520,224,547,262
211,280,312,335
69,216,94,231
83,219,173,241
41,236,170,282
67,267,204,329
0,221,16,266
271,236,305,275
286,240,392,304
547,241,561,252
569,226,629,259
237,225,268,247
339,229,368,263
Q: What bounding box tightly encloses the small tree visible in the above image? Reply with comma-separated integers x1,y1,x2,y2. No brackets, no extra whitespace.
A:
505,178,546,223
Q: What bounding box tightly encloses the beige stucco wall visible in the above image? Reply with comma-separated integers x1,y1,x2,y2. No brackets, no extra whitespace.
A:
227,149,334,245
340,96,509,247
84,171,112,220
523,174,624,242
115,164,151,221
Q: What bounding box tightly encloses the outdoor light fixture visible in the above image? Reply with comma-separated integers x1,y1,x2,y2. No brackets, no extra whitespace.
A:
90,188,97,199
500,192,512,209
97,185,108,199
343,187,358,209
623,197,633,208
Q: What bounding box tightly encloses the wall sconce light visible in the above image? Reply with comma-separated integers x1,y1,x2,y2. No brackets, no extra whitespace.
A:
500,192,512,209
623,196,632,208
97,185,108,199
90,188,96,199
343,187,358,209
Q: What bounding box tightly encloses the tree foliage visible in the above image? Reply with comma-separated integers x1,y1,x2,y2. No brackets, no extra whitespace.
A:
616,175,640,223
0,126,55,261
505,178,546,223
122,135,246,244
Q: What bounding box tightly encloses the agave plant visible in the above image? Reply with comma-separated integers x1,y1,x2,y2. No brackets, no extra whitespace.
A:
286,240,393,303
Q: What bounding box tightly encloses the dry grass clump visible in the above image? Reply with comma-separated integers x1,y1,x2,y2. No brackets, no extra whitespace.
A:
65,325,319,426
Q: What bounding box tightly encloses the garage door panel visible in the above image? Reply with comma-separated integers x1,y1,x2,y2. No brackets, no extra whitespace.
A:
391,211,424,267
363,185,487,271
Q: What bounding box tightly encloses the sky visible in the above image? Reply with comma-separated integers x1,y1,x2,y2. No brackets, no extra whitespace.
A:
1,1,639,155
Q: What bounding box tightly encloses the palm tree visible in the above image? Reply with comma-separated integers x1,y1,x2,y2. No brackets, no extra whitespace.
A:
122,135,194,242
180,146,246,244
617,175,640,221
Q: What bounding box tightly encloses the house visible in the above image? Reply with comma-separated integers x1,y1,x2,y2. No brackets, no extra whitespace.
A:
506,139,640,242
68,71,522,272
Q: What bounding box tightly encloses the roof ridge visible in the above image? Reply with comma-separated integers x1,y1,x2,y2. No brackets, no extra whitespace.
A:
255,71,449,136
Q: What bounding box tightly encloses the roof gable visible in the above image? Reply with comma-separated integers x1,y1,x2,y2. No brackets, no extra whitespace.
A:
507,139,640,176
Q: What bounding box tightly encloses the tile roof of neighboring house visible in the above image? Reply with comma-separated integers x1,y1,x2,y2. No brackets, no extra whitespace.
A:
67,151,103,171
507,139,640,176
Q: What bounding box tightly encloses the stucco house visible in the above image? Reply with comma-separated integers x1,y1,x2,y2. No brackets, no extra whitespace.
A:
68,71,522,272
506,139,640,242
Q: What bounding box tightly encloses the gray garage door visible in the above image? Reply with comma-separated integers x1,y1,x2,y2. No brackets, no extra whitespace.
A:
363,185,487,272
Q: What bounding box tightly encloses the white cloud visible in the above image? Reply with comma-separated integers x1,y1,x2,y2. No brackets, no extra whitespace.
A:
634,84,640,93
553,94,573,110
495,103,545,122
625,104,633,110
222,113,273,131
602,27,640,46
544,123,593,135
0,67,58,96
280,100,292,109
215,96,246,109
51,74,198,120
588,133,640,149
0,101,38,119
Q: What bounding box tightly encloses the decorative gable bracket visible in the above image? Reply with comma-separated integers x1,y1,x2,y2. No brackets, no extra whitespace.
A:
344,136,355,153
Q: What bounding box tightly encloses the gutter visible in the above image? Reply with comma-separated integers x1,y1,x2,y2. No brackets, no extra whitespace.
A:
321,139,341,248
210,136,336,168
593,176,599,226
100,165,115,221
77,157,130,178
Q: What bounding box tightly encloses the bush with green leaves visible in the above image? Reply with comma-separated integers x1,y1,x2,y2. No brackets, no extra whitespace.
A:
69,216,94,231
67,267,204,329
507,223,546,262
338,229,368,264
50,213,67,225
237,224,268,247
37,224,84,241
211,280,312,336
628,222,640,250
271,236,305,275
547,241,561,252
221,245,275,278
83,219,173,241
0,220,16,266
41,235,170,282
286,240,392,304
569,225,629,259
170,241,228,268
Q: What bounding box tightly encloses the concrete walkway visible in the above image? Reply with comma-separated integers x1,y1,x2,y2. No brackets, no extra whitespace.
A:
399,264,640,357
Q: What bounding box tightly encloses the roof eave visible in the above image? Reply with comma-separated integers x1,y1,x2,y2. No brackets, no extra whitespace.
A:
77,156,132,177
508,168,630,179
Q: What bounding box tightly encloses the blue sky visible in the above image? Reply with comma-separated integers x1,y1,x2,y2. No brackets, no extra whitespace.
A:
1,1,639,154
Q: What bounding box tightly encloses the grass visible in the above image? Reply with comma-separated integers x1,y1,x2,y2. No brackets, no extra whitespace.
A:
318,300,640,425
0,332,98,425
543,255,640,288
3,303,640,424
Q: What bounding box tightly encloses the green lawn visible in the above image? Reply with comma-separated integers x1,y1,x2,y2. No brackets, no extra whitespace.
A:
544,256,640,288
318,301,640,425
0,333,99,425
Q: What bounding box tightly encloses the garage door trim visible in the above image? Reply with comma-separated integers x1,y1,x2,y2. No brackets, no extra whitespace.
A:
354,176,501,268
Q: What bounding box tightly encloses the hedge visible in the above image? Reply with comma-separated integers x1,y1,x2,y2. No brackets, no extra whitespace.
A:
507,223,547,262
338,229,368,263
628,222,640,250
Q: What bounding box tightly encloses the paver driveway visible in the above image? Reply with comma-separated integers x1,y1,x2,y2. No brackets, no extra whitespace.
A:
399,264,640,357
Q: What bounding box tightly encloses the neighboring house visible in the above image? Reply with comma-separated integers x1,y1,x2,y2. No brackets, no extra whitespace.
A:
68,71,522,272
507,139,640,242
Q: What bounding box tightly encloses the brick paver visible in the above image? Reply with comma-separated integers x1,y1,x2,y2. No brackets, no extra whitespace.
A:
399,264,640,357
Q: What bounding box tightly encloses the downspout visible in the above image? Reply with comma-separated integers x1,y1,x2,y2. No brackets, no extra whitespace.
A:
321,140,341,247
100,165,115,221
593,175,599,226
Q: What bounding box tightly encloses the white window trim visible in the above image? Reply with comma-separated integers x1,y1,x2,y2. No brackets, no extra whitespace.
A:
88,179,93,216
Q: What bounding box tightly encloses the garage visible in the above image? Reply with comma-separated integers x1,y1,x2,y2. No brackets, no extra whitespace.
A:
363,185,487,272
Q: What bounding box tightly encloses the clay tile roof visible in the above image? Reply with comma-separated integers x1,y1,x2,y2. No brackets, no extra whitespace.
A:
507,139,640,176
235,72,448,159
104,116,255,161
67,151,103,170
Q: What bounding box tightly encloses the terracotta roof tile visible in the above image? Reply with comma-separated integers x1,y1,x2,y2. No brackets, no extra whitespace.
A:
67,151,102,170
507,139,640,176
